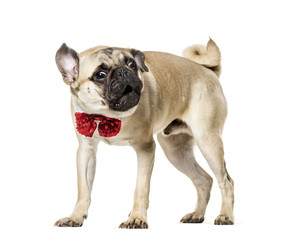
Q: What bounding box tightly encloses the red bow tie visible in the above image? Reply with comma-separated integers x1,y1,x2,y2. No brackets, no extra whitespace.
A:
75,112,121,138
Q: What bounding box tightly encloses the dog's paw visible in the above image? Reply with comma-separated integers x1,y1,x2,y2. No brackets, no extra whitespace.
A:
54,217,83,227
180,212,204,223
214,215,234,225
119,218,148,229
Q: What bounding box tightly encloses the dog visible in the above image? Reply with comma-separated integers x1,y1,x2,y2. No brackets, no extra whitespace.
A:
54,38,234,228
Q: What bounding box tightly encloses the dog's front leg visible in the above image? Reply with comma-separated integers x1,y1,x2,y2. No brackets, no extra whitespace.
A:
55,141,98,227
119,140,155,229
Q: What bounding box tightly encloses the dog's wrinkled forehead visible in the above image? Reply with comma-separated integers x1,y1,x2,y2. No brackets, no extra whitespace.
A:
78,48,126,81
99,48,125,66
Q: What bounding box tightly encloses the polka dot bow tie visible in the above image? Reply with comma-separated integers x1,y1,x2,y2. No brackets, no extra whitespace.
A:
75,112,122,138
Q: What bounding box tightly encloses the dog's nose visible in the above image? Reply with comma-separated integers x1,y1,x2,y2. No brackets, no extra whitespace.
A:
114,67,128,79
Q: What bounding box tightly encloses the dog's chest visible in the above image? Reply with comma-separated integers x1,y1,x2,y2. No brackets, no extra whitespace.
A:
87,127,133,146
101,135,131,146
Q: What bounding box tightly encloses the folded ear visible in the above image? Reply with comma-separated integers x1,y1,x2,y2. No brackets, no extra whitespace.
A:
55,43,79,85
130,49,149,73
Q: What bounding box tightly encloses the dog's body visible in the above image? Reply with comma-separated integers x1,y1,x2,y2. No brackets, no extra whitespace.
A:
55,39,234,228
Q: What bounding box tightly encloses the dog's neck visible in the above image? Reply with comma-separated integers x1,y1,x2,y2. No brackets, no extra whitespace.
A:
74,98,122,121
76,99,86,113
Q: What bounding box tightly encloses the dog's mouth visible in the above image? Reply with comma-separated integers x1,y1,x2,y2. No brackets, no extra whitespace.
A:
105,66,143,112
111,85,141,111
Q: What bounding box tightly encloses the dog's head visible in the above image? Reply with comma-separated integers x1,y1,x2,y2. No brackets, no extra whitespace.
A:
55,44,149,118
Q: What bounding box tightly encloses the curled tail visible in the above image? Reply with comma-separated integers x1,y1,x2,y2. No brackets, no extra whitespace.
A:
182,38,221,77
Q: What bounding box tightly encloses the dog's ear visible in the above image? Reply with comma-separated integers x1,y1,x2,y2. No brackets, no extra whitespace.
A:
55,43,79,85
130,49,149,72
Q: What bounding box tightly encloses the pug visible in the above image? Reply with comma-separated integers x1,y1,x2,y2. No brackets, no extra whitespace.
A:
54,39,234,228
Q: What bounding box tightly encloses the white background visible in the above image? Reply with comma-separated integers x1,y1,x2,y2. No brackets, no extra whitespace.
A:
0,0,280,239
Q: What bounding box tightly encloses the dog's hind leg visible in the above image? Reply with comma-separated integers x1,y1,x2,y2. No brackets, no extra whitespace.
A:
184,89,234,225
192,130,234,225
157,132,213,223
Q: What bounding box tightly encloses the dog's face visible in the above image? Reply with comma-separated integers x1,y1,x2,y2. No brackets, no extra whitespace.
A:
55,44,148,118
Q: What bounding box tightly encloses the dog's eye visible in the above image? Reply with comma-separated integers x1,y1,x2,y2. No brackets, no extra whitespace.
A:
91,71,106,82
127,59,137,70
96,71,106,79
